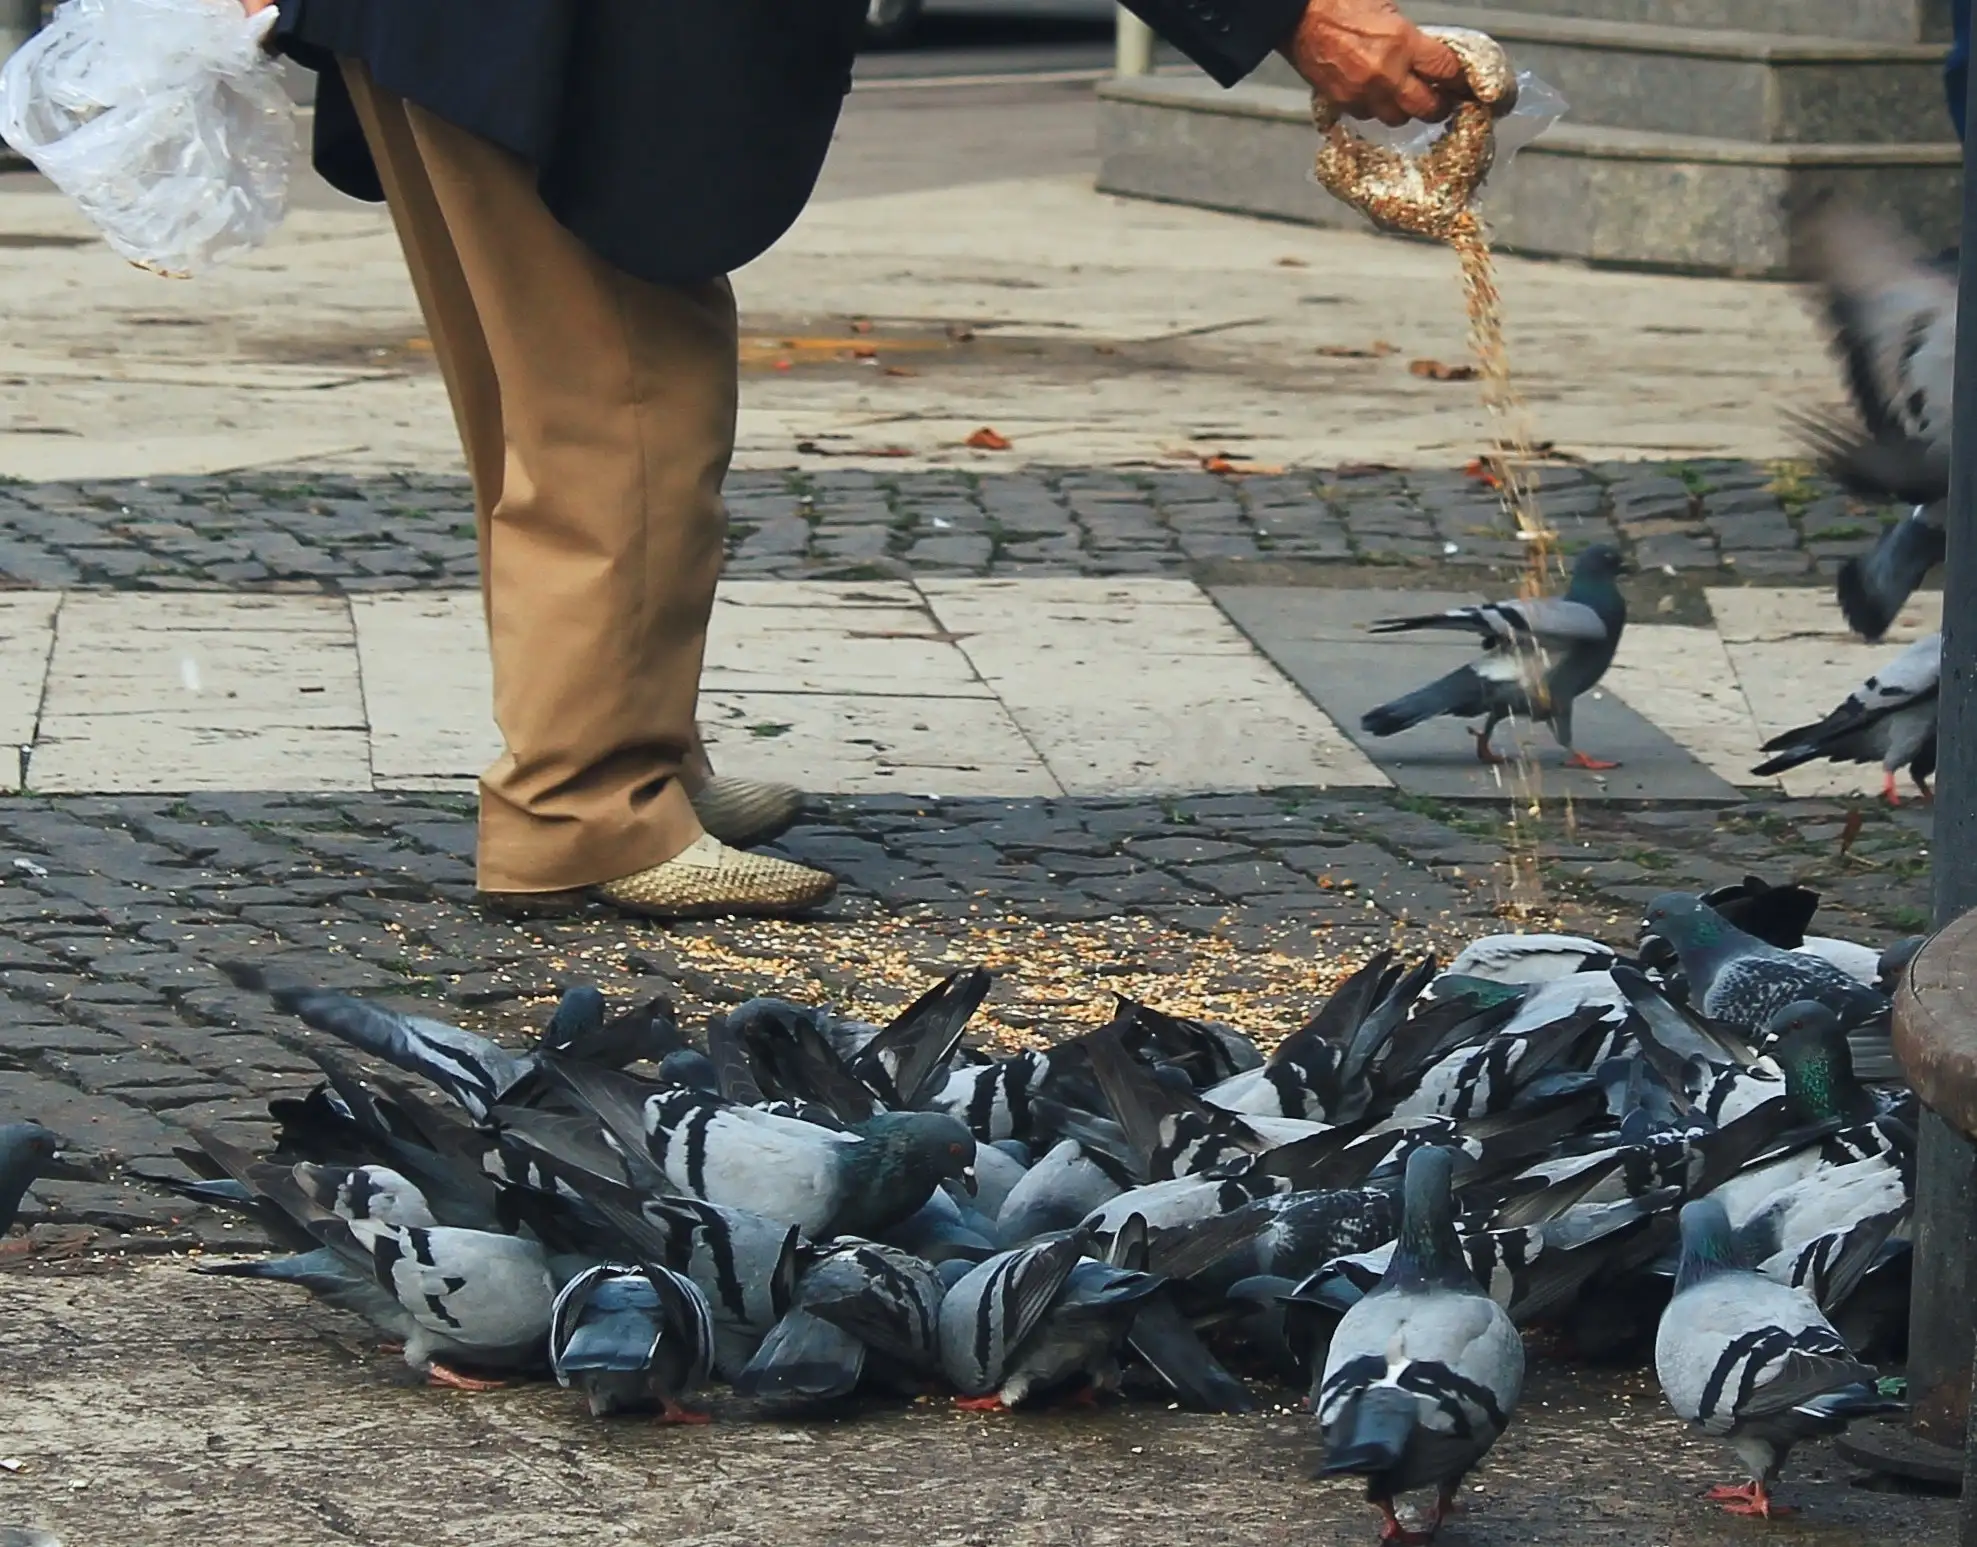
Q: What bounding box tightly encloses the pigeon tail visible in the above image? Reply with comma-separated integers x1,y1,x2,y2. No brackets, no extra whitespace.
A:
1362,667,1486,738
1126,1293,1259,1414
1322,1384,1418,1474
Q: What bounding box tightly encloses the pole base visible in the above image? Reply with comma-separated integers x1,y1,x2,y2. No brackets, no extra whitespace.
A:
1835,1417,1966,1490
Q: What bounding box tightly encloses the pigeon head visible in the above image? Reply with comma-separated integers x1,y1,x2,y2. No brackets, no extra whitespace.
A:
544,986,607,1048
0,1122,62,1234
1640,892,1740,969
1672,1197,1746,1293
836,1112,979,1238
1570,544,1629,584
1766,1001,1875,1124
657,1048,719,1093
1876,935,1926,994
1381,1145,1473,1294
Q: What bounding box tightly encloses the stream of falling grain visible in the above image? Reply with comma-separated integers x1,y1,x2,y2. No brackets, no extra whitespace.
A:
1448,213,1565,919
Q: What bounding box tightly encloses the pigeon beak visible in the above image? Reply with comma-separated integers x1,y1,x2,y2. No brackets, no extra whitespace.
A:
960,1165,978,1196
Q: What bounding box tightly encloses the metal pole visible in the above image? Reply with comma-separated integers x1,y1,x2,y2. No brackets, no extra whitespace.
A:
1917,35,1977,1520
1116,5,1153,77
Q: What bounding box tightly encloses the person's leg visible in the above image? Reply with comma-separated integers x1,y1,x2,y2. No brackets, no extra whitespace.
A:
339,69,830,912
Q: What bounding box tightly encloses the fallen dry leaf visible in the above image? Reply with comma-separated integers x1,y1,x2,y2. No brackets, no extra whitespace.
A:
1202,453,1286,476
966,426,1012,451
1409,358,1479,381
1276,255,1309,268
883,365,919,378
1315,340,1397,359
1838,808,1864,859
796,439,912,458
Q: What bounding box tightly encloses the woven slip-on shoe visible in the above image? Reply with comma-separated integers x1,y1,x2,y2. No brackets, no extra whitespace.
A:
591,833,836,919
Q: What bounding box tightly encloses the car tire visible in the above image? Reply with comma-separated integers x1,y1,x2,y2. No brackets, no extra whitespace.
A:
864,0,924,47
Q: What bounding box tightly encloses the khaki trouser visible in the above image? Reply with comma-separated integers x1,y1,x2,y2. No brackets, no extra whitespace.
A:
340,63,733,893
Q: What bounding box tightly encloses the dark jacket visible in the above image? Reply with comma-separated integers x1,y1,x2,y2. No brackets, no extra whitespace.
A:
277,0,1306,286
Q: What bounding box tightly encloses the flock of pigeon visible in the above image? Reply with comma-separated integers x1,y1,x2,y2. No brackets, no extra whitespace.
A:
1,877,1920,1539
1358,196,1948,803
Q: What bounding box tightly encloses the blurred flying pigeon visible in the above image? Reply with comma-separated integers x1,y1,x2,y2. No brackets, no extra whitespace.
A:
1787,198,1951,639
1315,1147,1525,1543
1751,633,1939,804
1360,545,1630,770
1654,1197,1899,1519
1640,894,1888,1034
550,1262,716,1419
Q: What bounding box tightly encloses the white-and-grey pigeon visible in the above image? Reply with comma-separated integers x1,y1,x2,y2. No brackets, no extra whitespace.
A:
1751,632,1939,804
1315,1146,1525,1544
1360,545,1629,770
1654,1197,1899,1518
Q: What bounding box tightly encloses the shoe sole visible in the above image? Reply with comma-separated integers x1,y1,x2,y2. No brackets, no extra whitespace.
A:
477,889,589,919
593,879,839,921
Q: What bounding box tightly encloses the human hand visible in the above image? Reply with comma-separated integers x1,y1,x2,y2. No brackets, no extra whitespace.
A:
239,0,278,13
1281,0,1470,127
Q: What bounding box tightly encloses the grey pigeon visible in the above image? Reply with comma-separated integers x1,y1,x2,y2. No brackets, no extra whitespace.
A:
1640,894,1888,1035
1751,632,1939,804
550,1262,716,1419
937,1229,1159,1409
735,1239,944,1407
548,1061,977,1240
223,962,535,1121
191,1137,574,1389
997,1139,1125,1245
1444,933,1618,986
1654,1197,1899,1519
1787,199,1951,638
0,1123,60,1237
1360,545,1630,769
1315,1147,1524,1543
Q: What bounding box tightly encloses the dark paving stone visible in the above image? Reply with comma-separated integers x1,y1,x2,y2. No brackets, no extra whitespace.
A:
0,463,1897,589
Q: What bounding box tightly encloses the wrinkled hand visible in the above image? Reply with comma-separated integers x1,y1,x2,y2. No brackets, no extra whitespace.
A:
1281,0,1469,127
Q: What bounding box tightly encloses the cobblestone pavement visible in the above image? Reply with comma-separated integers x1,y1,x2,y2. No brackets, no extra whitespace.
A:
0,458,1897,591
0,786,1930,1244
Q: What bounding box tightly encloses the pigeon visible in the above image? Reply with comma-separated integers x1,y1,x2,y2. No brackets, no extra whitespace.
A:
547,1061,977,1240
550,1262,716,1419
0,1123,61,1238
1750,632,1939,803
1786,198,1952,637
1444,934,1618,986
937,1229,1162,1410
194,1146,574,1390
1314,1147,1525,1544
1654,1197,1900,1518
222,962,536,1121
995,1139,1126,1245
1640,894,1888,1035
736,1240,945,1407
1359,544,1630,770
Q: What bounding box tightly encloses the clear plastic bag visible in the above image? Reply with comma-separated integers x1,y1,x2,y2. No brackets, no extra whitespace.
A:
1344,71,1569,186
0,0,296,276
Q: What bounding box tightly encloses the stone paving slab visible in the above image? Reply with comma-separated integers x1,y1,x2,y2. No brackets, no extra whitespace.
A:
0,460,1904,590
1209,586,1743,803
